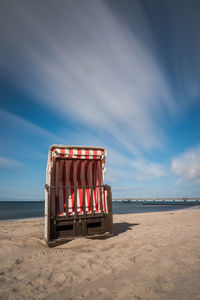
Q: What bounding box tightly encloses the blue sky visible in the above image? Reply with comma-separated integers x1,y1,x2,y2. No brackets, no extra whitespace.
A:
0,0,200,200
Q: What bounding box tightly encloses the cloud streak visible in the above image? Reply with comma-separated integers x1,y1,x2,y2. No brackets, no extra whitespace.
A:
105,147,166,184
0,0,176,156
0,156,22,169
171,144,200,183
0,108,64,144
131,158,166,180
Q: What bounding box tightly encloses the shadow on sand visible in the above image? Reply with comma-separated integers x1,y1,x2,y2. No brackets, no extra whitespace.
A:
113,222,139,236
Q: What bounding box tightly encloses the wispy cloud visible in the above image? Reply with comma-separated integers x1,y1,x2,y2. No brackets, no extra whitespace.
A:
0,156,22,169
131,158,166,180
105,148,166,183
171,144,200,183
0,0,176,155
0,108,64,143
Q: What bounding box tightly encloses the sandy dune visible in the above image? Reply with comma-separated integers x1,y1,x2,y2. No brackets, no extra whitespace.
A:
0,208,200,300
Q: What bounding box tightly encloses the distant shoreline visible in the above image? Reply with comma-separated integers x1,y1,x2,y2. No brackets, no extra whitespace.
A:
1,198,200,202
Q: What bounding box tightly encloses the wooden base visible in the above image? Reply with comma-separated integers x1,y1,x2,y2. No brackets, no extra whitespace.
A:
47,213,113,247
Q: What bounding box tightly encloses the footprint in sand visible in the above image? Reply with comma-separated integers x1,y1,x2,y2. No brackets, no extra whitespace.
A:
15,258,23,264
49,271,66,283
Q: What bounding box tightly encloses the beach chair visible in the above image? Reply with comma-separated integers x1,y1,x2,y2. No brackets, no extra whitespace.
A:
44,145,113,246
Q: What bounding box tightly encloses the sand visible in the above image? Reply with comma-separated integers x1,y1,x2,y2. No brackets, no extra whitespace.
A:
0,208,200,300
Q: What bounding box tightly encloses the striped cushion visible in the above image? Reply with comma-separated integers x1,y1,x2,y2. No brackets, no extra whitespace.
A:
50,158,108,217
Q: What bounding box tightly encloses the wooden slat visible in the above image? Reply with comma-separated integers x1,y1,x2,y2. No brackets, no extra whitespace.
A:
83,187,86,216
74,186,77,217
107,186,112,213
90,185,94,216
99,162,103,215
47,187,51,242
66,186,69,218
55,192,58,222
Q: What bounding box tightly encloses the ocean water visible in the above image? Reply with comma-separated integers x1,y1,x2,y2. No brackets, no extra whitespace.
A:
0,202,44,221
0,201,198,221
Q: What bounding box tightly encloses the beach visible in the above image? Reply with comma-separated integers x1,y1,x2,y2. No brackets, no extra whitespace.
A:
0,208,200,300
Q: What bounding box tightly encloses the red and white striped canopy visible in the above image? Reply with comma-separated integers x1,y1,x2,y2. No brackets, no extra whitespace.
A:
50,146,106,162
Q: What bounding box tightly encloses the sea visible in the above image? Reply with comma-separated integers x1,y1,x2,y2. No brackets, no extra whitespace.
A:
0,201,199,221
